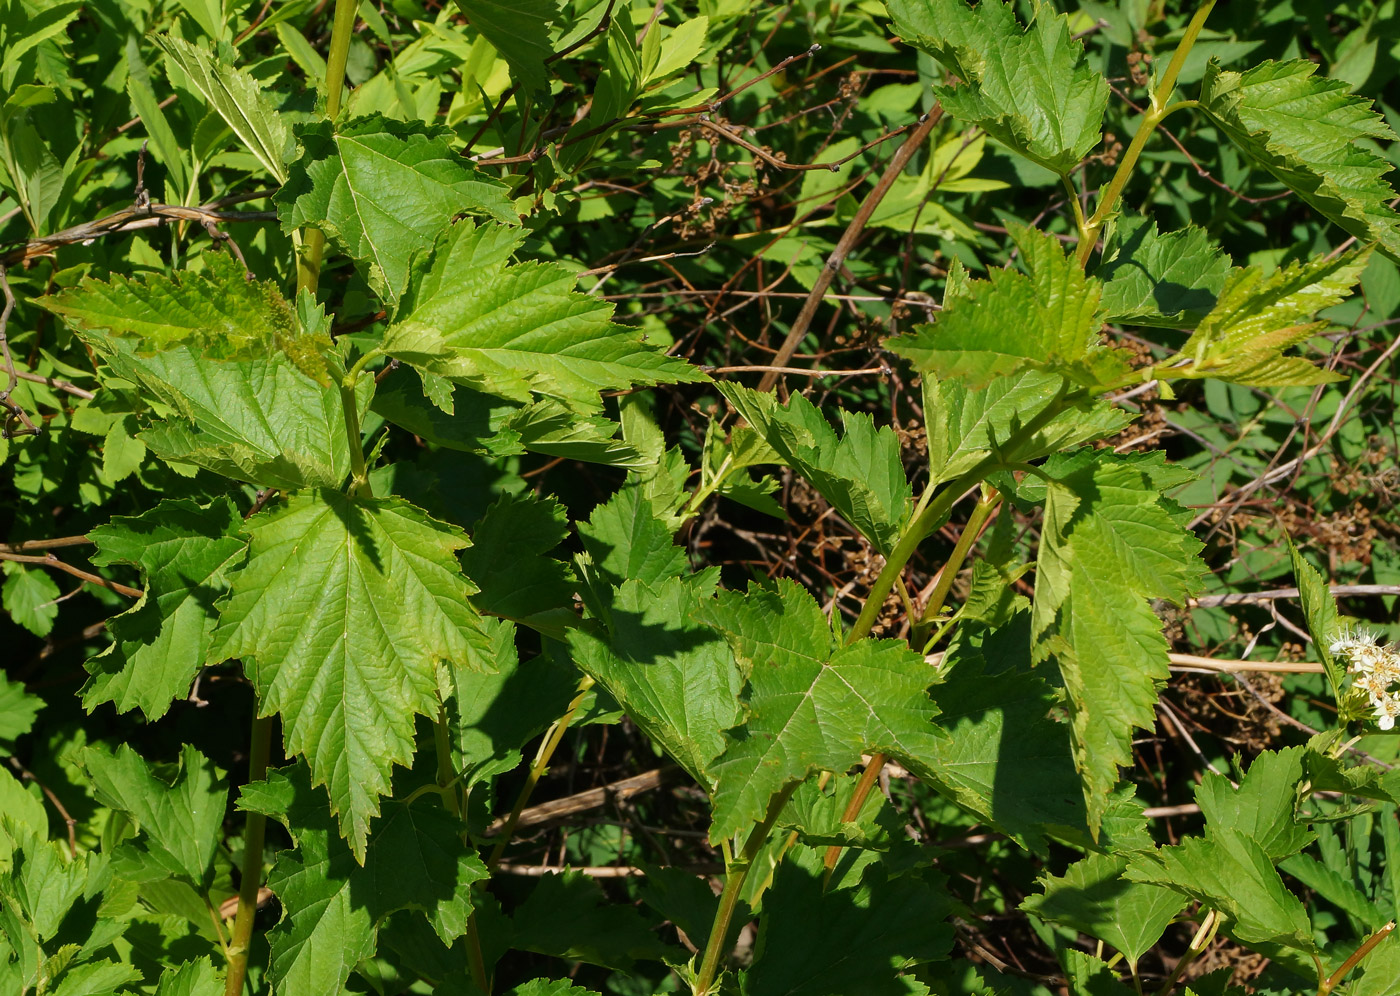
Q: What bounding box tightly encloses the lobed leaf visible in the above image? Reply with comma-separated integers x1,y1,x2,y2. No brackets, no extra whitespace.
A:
1096,213,1232,328
698,580,941,842
885,0,1108,175
209,490,485,859
1199,59,1400,261
718,384,911,554
83,498,247,721
1030,450,1204,835
277,115,516,303
383,220,704,412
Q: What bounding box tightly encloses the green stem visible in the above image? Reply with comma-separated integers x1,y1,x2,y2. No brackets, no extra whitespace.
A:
693,784,799,996
340,377,371,497
297,0,359,295
223,715,273,996
486,676,596,870
1074,0,1215,268
847,386,1077,645
433,705,461,819
1319,921,1395,996
917,488,1001,627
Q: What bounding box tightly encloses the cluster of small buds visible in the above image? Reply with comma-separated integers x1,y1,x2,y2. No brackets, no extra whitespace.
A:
1330,627,1400,730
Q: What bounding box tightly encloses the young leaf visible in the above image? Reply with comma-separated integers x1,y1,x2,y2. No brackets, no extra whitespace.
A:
1058,949,1136,996
1288,540,1345,700
151,957,224,996
460,493,576,637
568,572,742,791
698,580,941,842
742,863,955,996
717,384,912,554
1021,853,1186,968
889,226,1132,391
77,743,227,888
1096,213,1232,327
209,490,485,859
578,484,689,589
157,37,292,183
922,370,1133,487
1173,252,1367,388
41,253,332,383
83,498,247,721
1030,450,1203,835
382,220,704,411
885,0,1108,175
1126,828,1320,961
1,562,59,638
1199,59,1400,261
90,340,364,491
1194,748,1313,860
277,115,516,303
239,763,488,994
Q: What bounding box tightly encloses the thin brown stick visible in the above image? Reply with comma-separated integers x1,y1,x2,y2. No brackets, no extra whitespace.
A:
4,535,93,552
758,106,943,391
0,551,142,598
13,369,95,400
485,767,674,835
2,202,276,267
1190,584,1400,608
707,364,888,377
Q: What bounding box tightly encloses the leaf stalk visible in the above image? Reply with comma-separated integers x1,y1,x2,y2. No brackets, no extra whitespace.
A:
1319,920,1394,996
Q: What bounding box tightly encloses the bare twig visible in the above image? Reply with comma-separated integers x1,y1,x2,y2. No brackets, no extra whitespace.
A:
485,767,674,835
758,106,943,391
0,551,142,598
4,535,93,552
0,266,40,438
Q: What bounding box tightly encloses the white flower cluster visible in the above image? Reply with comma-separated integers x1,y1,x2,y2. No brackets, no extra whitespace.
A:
1331,627,1400,730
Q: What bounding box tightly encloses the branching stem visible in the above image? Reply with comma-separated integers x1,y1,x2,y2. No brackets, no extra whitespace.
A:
693,784,799,995
1074,1,1215,268
1319,921,1395,996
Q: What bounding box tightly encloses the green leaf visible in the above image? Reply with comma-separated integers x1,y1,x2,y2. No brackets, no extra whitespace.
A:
0,669,41,751
48,958,143,996
382,220,705,412
578,484,689,589
449,617,578,787
1096,213,1232,327
41,253,334,385
455,0,559,93
1352,932,1400,996
1126,828,1320,960
1057,949,1136,996
1199,59,1400,261
1030,450,1203,835
83,498,247,721
1,561,60,638
0,819,88,944
1278,851,1389,929
569,572,742,791
77,743,226,888
278,115,516,303
1021,853,1186,967
506,871,673,970
209,491,484,859
885,0,1108,175
717,384,912,554
1288,541,1345,700
460,493,575,636
240,763,488,993
698,580,941,842
157,36,292,183
1175,252,1366,388
743,863,955,996
922,370,1133,487
914,611,1088,850
91,340,362,491
888,226,1132,391
152,957,224,996
1194,748,1313,860
0,767,47,864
